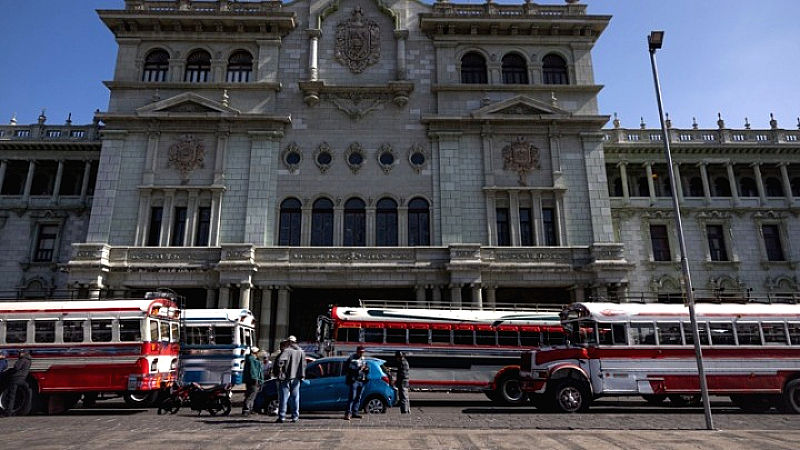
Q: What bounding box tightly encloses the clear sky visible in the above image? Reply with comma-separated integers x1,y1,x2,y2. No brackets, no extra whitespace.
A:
1,0,799,130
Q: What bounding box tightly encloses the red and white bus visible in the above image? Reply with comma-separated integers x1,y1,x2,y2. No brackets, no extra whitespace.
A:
0,292,181,415
316,302,564,405
519,302,800,413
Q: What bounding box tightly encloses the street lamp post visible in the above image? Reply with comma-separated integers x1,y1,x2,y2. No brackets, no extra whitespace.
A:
647,30,714,430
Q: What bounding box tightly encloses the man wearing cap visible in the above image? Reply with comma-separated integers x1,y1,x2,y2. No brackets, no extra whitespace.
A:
241,346,264,416
344,346,368,420
275,335,306,423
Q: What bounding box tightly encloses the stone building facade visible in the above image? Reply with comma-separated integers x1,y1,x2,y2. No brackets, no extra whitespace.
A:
1,1,796,353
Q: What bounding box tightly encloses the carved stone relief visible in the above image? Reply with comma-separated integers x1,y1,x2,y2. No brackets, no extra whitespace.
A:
502,136,540,186
335,7,381,74
168,134,205,182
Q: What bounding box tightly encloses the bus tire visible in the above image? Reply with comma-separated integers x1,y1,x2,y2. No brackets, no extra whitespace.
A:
495,372,528,406
730,394,772,413
123,390,159,408
0,382,33,416
641,394,667,405
550,379,590,413
782,379,800,414
668,394,701,407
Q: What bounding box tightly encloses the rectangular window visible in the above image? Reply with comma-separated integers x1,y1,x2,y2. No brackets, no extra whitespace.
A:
171,323,180,343
149,319,159,341
476,330,496,346
498,330,519,346
91,319,113,342
15,129,31,137
147,207,163,246
5,321,28,343
763,224,785,261
34,320,56,343
431,329,451,344
408,329,429,344
160,321,170,342
656,322,683,345
630,322,657,345
683,322,709,345
63,320,85,343
709,322,735,345
187,326,211,345
542,208,558,246
650,224,671,261
70,130,86,138
195,207,211,246
520,208,534,246
706,225,729,261
788,323,800,345
735,322,762,345
47,130,61,138
363,327,384,343
519,330,541,347
170,207,187,246
762,322,788,345
213,326,233,345
386,328,406,344
120,319,142,342
336,328,360,343
496,208,510,246
453,329,474,345
34,224,59,262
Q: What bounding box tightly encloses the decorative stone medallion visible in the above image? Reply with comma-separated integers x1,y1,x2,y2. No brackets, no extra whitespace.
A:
168,134,205,182
335,7,381,74
502,136,540,186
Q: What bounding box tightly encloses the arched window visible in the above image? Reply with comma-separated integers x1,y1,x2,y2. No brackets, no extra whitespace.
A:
142,49,169,82
185,50,211,82
226,50,253,83
501,53,528,84
688,177,704,197
714,177,732,197
461,52,487,84
740,177,758,197
343,198,366,246
765,177,784,197
311,198,333,246
375,198,398,246
408,198,430,246
542,54,568,85
278,198,302,246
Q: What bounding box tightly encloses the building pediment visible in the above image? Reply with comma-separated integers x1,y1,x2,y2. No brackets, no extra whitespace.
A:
136,92,240,117
471,95,571,119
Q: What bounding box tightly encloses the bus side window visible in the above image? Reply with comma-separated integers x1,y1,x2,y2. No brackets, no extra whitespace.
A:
363,327,384,343
336,327,359,343
735,322,762,346
63,320,85,343
787,323,800,345
475,329,496,346
160,321,170,342
386,328,406,344
683,322,709,346
597,323,613,345
520,331,540,347
709,322,735,345
497,330,519,347
214,326,233,345
612,324,627,345
453,329,474,345
91,319,113,342
630,322,656,345
656,322,682,345
6,320,28,344
34,320,56,343
120,319,142,342
408,328,429,344
171,322,180,343
149,319,159,341
431,328,451,345
762,322,789,345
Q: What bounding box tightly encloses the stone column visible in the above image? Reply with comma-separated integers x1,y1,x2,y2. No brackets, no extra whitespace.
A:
672,162,684,201
274,288,290,342
779,162,794,206
239,281,251,310
135,191,152,246
143,130,160,185
51,160,64,203
186,191,199,246
394,30,408,80
366,204,376,246
751,162,765,204
398,203,409,246
259,287,273,351
333,201,344,246
450,285,462,308
308,29,321,80
724,162,739,206
209,190,222,246
431,286,442,308
471,284,483,309
160,190,175,246
415,285,426,305
80,160,92,204
301,200,312,246
484,286,496,309
698,162,711,204
509,191,521,246
205,289,217,309
218,285,230,308
618,161,630,200
22,160,35,202
645,163,656,201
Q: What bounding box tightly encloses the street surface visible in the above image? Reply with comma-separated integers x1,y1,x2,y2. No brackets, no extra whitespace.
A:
1,392,799,449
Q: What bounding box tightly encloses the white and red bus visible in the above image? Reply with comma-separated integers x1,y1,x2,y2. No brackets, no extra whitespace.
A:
316,302,564,405
0,292,180,415
519,302,800,413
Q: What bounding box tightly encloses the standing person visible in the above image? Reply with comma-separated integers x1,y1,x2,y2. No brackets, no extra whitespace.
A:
275,335,306,423
344,346,369,420
241,346,263,416
394,351,410,414
3,349,32,417
0,350,8,374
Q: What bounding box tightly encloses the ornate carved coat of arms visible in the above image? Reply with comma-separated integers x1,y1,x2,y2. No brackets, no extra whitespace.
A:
502,137,540,186
335,7,381,74
168,134,205,182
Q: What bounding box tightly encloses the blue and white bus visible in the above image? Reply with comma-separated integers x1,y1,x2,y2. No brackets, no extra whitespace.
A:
180,309,257,386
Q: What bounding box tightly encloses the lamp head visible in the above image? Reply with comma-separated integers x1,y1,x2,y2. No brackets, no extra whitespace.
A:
648,31,664,50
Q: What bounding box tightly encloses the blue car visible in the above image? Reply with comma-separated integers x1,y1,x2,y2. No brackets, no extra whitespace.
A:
255,356,396,414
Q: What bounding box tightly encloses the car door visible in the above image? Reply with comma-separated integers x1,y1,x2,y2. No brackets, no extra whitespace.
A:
301,360,345,410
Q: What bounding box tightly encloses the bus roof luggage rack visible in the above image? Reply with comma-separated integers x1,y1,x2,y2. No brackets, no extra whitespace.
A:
357,299,563,313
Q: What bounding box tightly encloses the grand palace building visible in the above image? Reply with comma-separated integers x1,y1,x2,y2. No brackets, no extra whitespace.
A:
2,0,799,351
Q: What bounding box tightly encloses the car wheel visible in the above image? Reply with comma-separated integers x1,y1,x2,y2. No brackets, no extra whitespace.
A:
362,395,388,414
123,390,159,408
266,396,279,416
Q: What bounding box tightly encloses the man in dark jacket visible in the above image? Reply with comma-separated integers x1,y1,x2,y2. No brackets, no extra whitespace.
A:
241,346,264,415
344,346,368,420
394,351,410,414
275,336,306,423
3,349,32,417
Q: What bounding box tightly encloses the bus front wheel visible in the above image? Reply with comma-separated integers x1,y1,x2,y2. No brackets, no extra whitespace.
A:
550,379,590,413
123,390,159,408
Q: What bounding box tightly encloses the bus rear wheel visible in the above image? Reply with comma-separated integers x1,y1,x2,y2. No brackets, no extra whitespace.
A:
782,379,800,413
668,394,701,407
730,394,772,413
549,379,590,413
0,382,33,416
494,372,528,406
123,390,159,408
642,394,667,405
